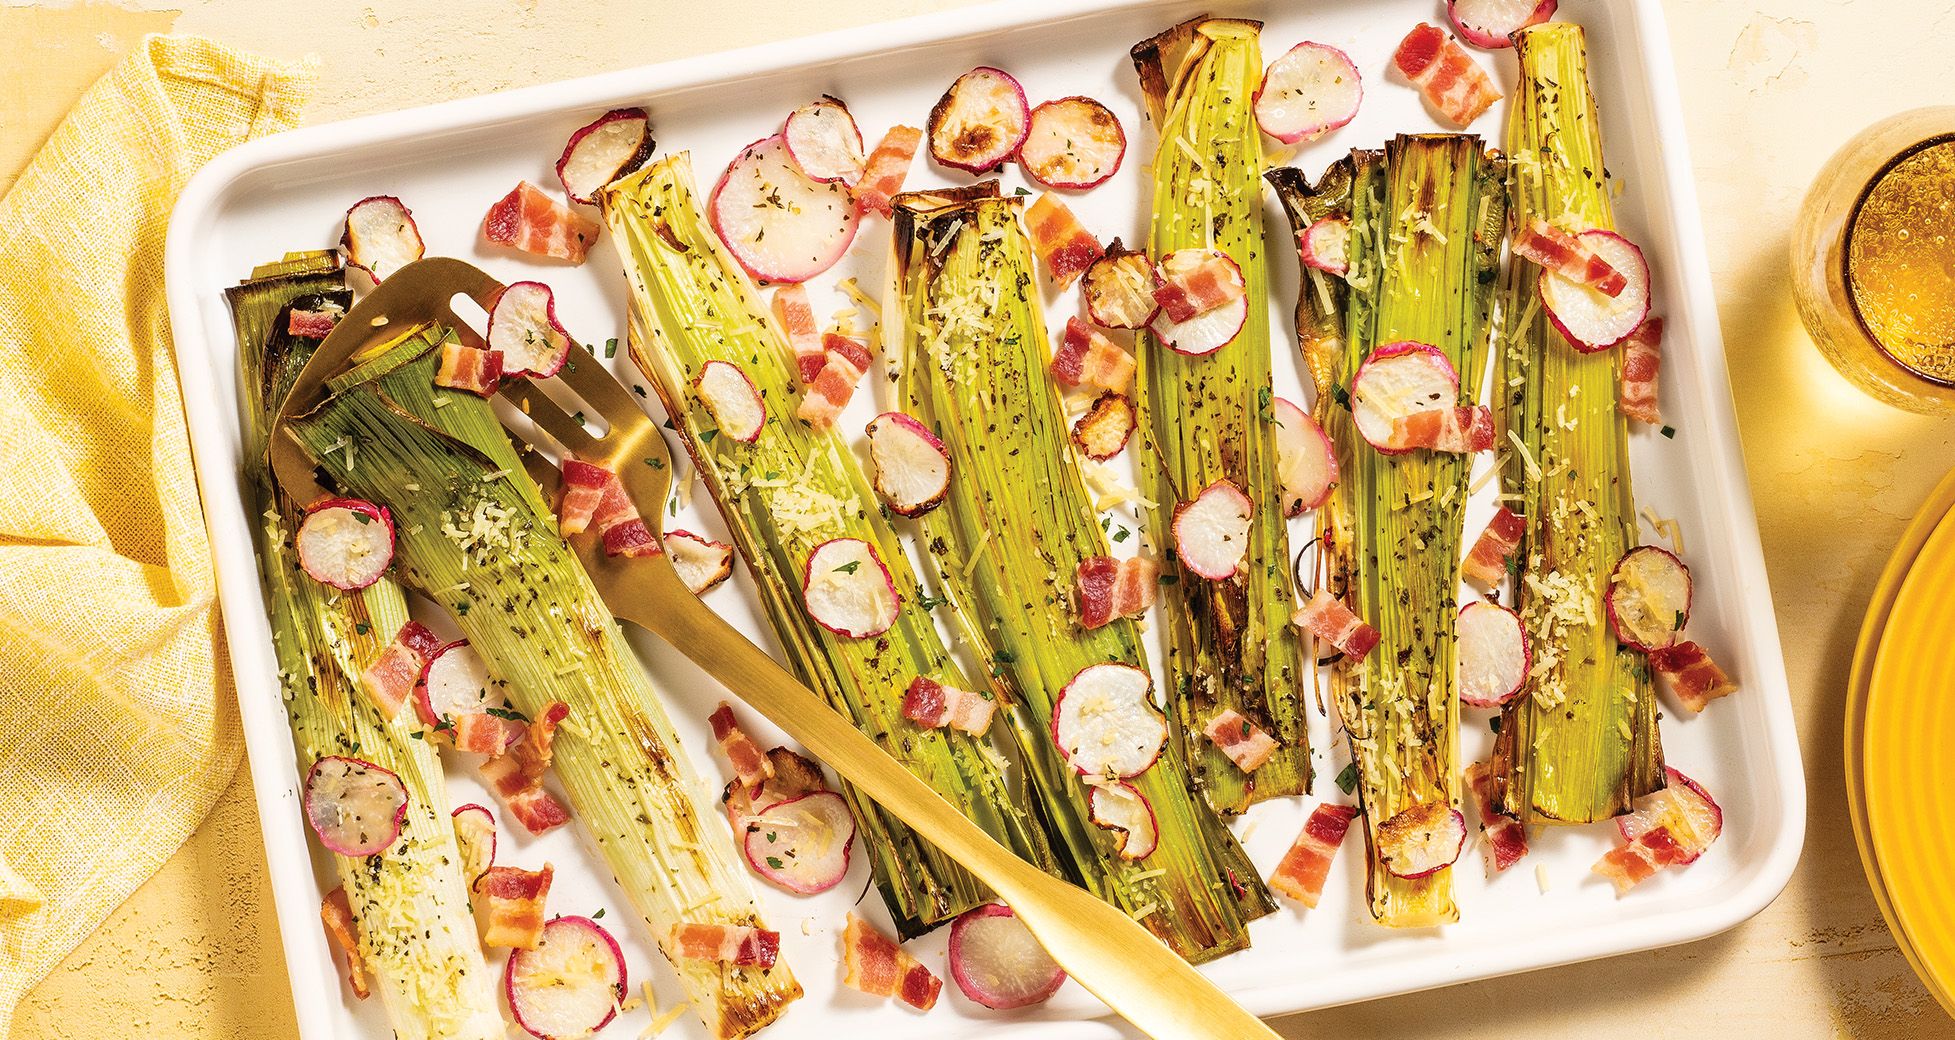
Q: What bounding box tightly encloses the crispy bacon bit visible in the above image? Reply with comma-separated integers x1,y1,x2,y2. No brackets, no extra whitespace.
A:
771,284,826,384
1465,760,1528,873
358,621,442,720
1152,252,1245,323
482,180,603,264
1074,554,1160,630
1386,405,1495,453
579,470,659,559
1620,317,1664,425
288,304,343,340
1592,825,1688,894
479,702,573,835
434,341,503,398
320,886,372,999
1393,22,1502,127
1267,802,1358,907
1463,506,1526,586
668,922,782,969
1649,640,1738,712
901,676,997,736
556,458,612,536
1025,193,1103,288
1203,708,1279,773
709,702,775,792
1293,589,1381,661
1513,217,1627,297
796,333,873,429
473,864,553,948
451,712,523,756
841,914,941,1011
601,518,660,558
855,125,924,217
1050,318,1136,394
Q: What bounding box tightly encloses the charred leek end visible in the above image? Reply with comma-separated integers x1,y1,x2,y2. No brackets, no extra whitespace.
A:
227,260,504,1040
1267,161,1355,414
887,184,1272,963
1132,16,1311,814
1327,135,1506,928
600,152,1057,938
1492,23,1663,826
289,326,800,1039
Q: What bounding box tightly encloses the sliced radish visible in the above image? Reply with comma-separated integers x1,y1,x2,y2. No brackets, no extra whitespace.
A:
664,530,734,594
1539,230,1651,352
1051,663,1167,779
1086,781,1159,861
505,916,627,1040
1299,216,1352,277
1457,602,1530,708
710,134,860,284
1019,96,1125,190
341,196,424,282
867,411,952,518
451,803,496,883
1172,479,1254,580
487,281,573,378
1376,801,1467,879
296,498,395,591
555,107,654,205
414,640,492,728
1618,767,1723,865
1254,42,1363,144
1606,545,1691,652
1072,392,1135,461
1273,397,1337,516
742,789,855,894
1350,341,1459,453
948,905,1067,1010
1082,242,1160,329
303,756,408,857
801,538,900,638
784,96,866,185
1150,250,1247,356
1449,0,1559,49
927,66,1030,174
694,359,766,442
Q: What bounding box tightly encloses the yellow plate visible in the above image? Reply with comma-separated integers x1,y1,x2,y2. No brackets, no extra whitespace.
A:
1855,464,1955,1018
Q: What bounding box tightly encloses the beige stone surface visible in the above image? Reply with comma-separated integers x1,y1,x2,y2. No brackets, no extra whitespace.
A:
8,0,1955,1037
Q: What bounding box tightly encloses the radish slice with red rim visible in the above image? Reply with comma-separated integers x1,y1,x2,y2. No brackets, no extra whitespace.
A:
1351,341,1459,453
1071,392,1135,461
487,281,573,377
710,134,860,284
1618,766,1722,864
1606,545,1691,652
451,803,496,883
1539,230,1651,352
1087,781,1159,861
866,412,952,517
664,530,734,594
1273,397,1337,516
1172,479,1254,580
1376,801,1467,879
927,66,1030,173
801,537,900,638
1254,42,1363,144
414,640,492,728
303,756,409,857
784,96,866,185
505,916,627,1040
742,789,855,894
341,196,424,282
1019,96,1125,190
1150,249,1247,356
695,359,767,442
948,905,1067,1010
296,498,395,591
1082,241,1159,329
1051,663,1167,779
1299,216,1352,277
1457,601,1530,708
555,107,654,205
1448,0,1559,49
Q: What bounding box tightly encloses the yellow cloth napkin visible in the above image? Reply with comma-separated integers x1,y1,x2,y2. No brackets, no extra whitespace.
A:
0,35,313,1031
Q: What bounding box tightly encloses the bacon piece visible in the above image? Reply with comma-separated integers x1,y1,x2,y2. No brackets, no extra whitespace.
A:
320,886,372,999
1513,217,1627,297
1386,405,1495,453
1619,317,1664,425
472,864,553,948
1462,506,1526,586
1592,825,1688,895
358,621,442,720
602,518,660,558
1152,253,1246,323
771,284,826,384
556,458,612,536
581,470,659,559
1465,761,1528,874
709,702,775,792
668,922,782,969
1293,589,1381,661
479,701,573,835
1393,23,1502,127
1074,554,1160,630
451,712,523,756
482,180,603,263
796,333,873,430
433,341,503,398
1050,318,1136,394
1648,640,1738,713
1267,802,1358,907
1203,708,1279,773
901,676,997,736
1025,193,1103,288
841,914,941,1011
288,304,344,340
854,125,923,218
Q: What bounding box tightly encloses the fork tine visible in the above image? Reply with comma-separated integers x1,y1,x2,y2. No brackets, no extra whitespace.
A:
499,379,602,458
555,340,654,426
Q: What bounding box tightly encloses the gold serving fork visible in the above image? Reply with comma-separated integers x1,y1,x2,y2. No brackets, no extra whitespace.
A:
271,258,1283,1040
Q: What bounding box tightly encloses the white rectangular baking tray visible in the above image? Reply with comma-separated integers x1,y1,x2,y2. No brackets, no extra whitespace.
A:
163,1,1804,1036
